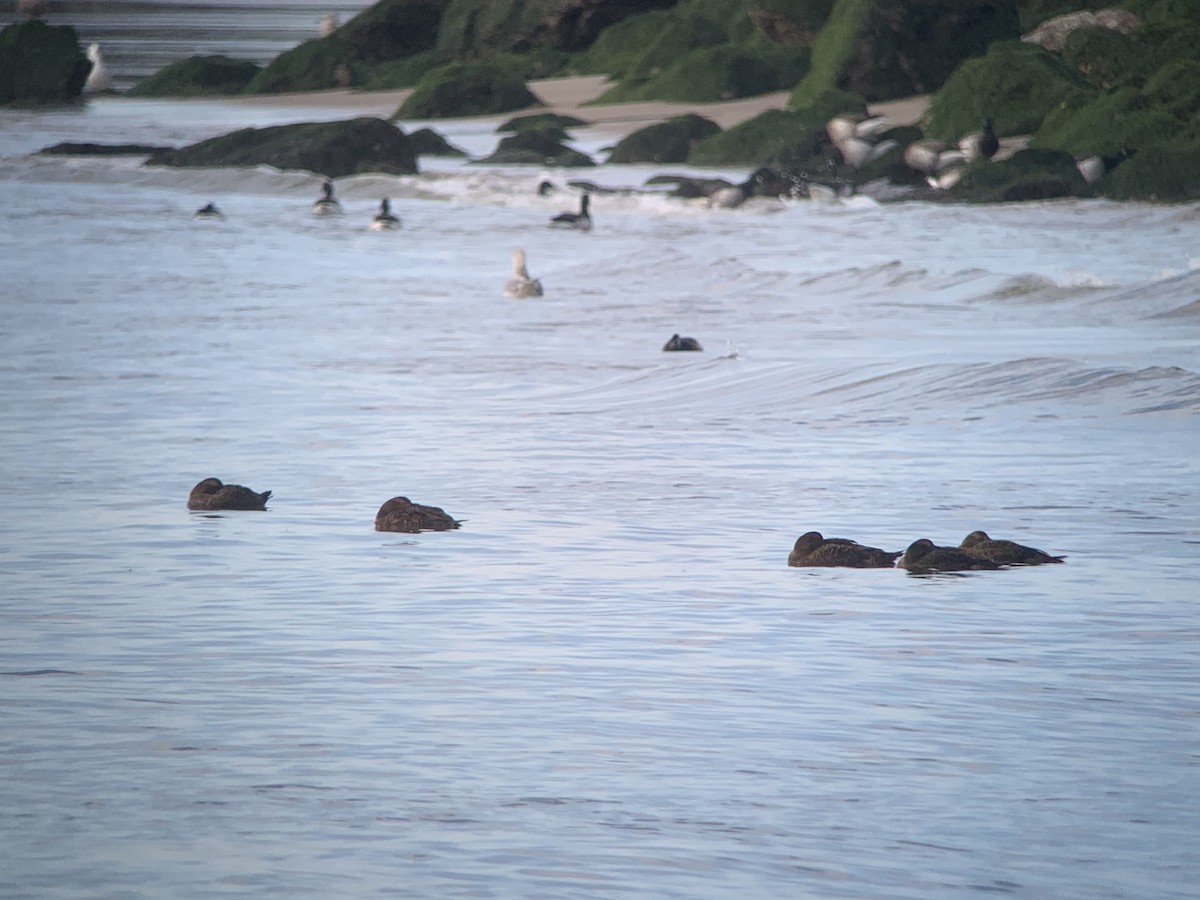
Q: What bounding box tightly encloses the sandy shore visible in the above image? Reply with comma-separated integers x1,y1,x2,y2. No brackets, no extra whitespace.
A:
227,73,932,141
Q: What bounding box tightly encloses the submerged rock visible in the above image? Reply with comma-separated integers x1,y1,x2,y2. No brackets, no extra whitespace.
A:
477,127,594,167
147,117,418,178
407,127,467,157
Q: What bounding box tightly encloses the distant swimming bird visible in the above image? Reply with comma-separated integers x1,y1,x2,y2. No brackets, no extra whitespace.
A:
312,179,342,216
193,202,224,220
537,180,557,196
503,248,543,298
959,118,1000,162
188,477,271,511
788,532,900,568
959,531,1065,565
549,194,591,231
707,168,771,209
898,539,1001,573
375,496,461,533
662,334,702,352
83,43,113,94
370,197,400,230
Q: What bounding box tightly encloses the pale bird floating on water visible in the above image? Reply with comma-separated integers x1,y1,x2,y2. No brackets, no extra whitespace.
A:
503,248,543,298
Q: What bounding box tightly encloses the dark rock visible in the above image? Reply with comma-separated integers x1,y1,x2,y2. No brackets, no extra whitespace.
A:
688,92,858,167
791,0,1021,106
0,19,91,106
948,148,1086,203
608,114,721,164
1094,141,1200,203
126,55,261,98
498,112,589,133
476,127,595,167
437,0,679,59
39,142,171,156
394,61,541,118
407,127,467,156
147,117,418,178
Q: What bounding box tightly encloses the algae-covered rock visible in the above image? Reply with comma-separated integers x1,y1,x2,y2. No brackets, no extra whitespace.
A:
408,127,467,156
948,148,1086,202
1093,141,1200,203
608,114,722,163
126,55,261,98
498,112,589,133
1060,26,1147,91
687,107,826,167
1017,0,1114,32
1142,59,1200,121
1030,87,1186,158
924,41,1091,140
748,0,837,44
147,117,418,177
595,43,808,104
0,19,91,105
394,61,540,118
243,37,361,93
475,127,595,166
244,0,447,94
437,0,678,58
791,0,1020,106
360,50,450,89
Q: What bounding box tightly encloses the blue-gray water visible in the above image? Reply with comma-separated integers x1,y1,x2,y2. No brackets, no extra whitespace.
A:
3,12,1200,900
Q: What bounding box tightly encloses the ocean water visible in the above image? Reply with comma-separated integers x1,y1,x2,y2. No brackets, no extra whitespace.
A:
4,27,1200,900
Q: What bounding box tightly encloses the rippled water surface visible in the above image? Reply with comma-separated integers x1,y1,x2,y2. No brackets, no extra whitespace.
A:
3,53,1200,900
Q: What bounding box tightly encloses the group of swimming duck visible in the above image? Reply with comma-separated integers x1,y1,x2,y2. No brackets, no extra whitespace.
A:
189,479,1064,573
187,478,460,533
789,530,1065,574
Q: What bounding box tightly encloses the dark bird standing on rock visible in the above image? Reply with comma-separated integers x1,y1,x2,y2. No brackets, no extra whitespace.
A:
898,538,1001,574
959,530,1065,565
375,496,461,533
788,532,900,568
188,477,271,511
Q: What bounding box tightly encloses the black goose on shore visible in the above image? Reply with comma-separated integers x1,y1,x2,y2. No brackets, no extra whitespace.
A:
788,532,900,568
188,477,271,511
375,496,461,533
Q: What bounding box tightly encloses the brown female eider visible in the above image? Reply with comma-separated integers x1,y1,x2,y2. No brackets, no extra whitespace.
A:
375,496,461,533
187,477,271,511
898,538,1001,574
960,531,1065,565
788,532,899,568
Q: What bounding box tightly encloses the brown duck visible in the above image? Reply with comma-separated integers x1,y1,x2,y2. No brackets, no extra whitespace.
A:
788,531,899,568
898,538,1001,574
188,477,271,511
960,531,1065,565
375,496,461,533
